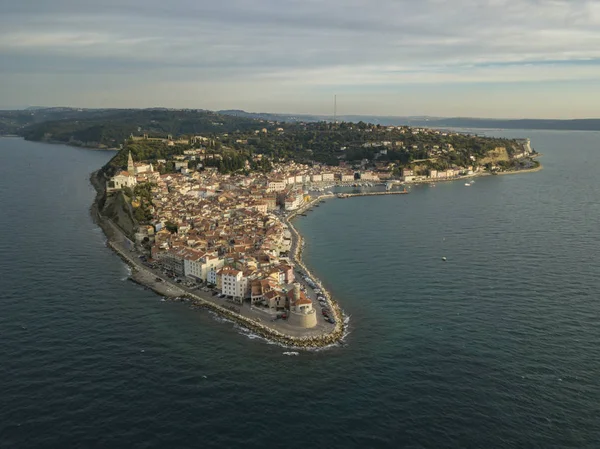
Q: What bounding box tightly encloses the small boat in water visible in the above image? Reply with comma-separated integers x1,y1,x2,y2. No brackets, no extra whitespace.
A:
465,183,471,186
442,256,447,261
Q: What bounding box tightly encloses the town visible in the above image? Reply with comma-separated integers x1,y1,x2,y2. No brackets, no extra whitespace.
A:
100,123,536,337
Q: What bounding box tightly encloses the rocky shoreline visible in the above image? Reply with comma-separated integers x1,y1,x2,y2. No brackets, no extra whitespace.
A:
89,170,348,350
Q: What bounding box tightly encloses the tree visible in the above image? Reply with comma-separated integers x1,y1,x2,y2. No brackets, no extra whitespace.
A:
165,221,178,234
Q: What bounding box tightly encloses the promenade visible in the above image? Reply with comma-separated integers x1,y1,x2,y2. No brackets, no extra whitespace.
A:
90,171,345,348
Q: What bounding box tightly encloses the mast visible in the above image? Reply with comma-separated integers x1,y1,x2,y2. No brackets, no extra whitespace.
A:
333,94,337,125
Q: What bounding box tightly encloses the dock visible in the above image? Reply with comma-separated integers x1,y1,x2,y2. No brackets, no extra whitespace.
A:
337,189,409,199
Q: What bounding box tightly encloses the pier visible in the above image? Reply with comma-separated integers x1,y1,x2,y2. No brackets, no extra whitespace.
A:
336,189,409,199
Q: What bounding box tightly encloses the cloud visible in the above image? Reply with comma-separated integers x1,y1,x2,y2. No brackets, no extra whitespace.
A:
1,0,600,115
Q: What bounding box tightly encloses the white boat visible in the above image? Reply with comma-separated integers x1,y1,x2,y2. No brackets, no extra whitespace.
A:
283,351,299,356
465,183,471,186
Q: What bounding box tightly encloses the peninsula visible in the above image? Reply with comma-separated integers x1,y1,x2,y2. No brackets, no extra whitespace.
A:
88,113,539,348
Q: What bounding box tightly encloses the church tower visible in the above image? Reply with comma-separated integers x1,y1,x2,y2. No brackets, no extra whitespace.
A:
127,151,135,174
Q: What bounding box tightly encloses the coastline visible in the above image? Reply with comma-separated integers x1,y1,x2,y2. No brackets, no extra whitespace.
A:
90,170,347,350
27,137,120,151
88,155,541,349
402,160,543,186
492,164,543,176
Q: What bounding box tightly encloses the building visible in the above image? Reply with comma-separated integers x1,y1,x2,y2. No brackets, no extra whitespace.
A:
183,252,224,282
360,171,379,181
219,268,248,303
128,151,153,175
175,161,188,171
283,192,304,211
337,173,354,182
207,267,219,286
107,171,137,192
267,179,286,192
157,248,185,276
286,284,317,328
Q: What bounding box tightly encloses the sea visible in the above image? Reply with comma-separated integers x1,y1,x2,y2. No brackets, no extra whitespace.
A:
1,131,600,448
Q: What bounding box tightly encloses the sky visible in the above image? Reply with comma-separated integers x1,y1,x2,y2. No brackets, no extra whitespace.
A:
1,0,600,118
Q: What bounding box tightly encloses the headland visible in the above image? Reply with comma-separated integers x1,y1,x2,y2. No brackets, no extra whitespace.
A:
86,116,540,348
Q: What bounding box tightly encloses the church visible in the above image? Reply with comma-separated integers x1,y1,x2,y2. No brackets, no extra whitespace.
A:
106,152,154,192
127,151,154,175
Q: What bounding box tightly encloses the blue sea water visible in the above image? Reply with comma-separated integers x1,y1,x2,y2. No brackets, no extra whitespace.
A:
1,132,600,448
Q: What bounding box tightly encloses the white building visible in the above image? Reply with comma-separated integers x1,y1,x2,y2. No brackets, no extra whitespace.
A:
175,161,188,171
184,252,224,281
220,268,248,302
360,171,379,181
322,173,335,182
207,267,218,285
284,193,304,211
267,179,286,192
107,171,137,192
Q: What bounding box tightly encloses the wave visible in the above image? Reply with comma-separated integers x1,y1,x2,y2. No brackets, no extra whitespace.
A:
208,310,235,325
120,264,132,281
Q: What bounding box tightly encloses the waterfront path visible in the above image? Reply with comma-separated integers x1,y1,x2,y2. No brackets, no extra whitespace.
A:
91,172,343,347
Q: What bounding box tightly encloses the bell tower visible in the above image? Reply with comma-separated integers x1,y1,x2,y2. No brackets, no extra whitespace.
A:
127,151,135,174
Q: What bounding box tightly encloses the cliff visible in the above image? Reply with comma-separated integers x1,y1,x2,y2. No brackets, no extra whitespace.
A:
90,171,138,240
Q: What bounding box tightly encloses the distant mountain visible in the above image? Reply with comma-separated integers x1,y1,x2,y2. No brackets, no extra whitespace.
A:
4,107,600,139
217,109,322,123
5,109,268,146
219,110,600,131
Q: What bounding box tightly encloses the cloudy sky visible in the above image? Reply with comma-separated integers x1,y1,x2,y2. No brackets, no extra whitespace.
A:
2,0,600,118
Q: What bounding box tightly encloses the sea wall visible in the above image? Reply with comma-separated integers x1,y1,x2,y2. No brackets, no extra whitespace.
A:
89,171,346,349
286,197,346,338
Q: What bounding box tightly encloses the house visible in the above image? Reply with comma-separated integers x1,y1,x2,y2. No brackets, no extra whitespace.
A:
175,161,188,171
263,289,287,310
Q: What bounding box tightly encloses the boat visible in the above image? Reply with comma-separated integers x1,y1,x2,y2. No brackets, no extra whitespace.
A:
283,351,299,356
465,183,471,186
442,257,447,261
